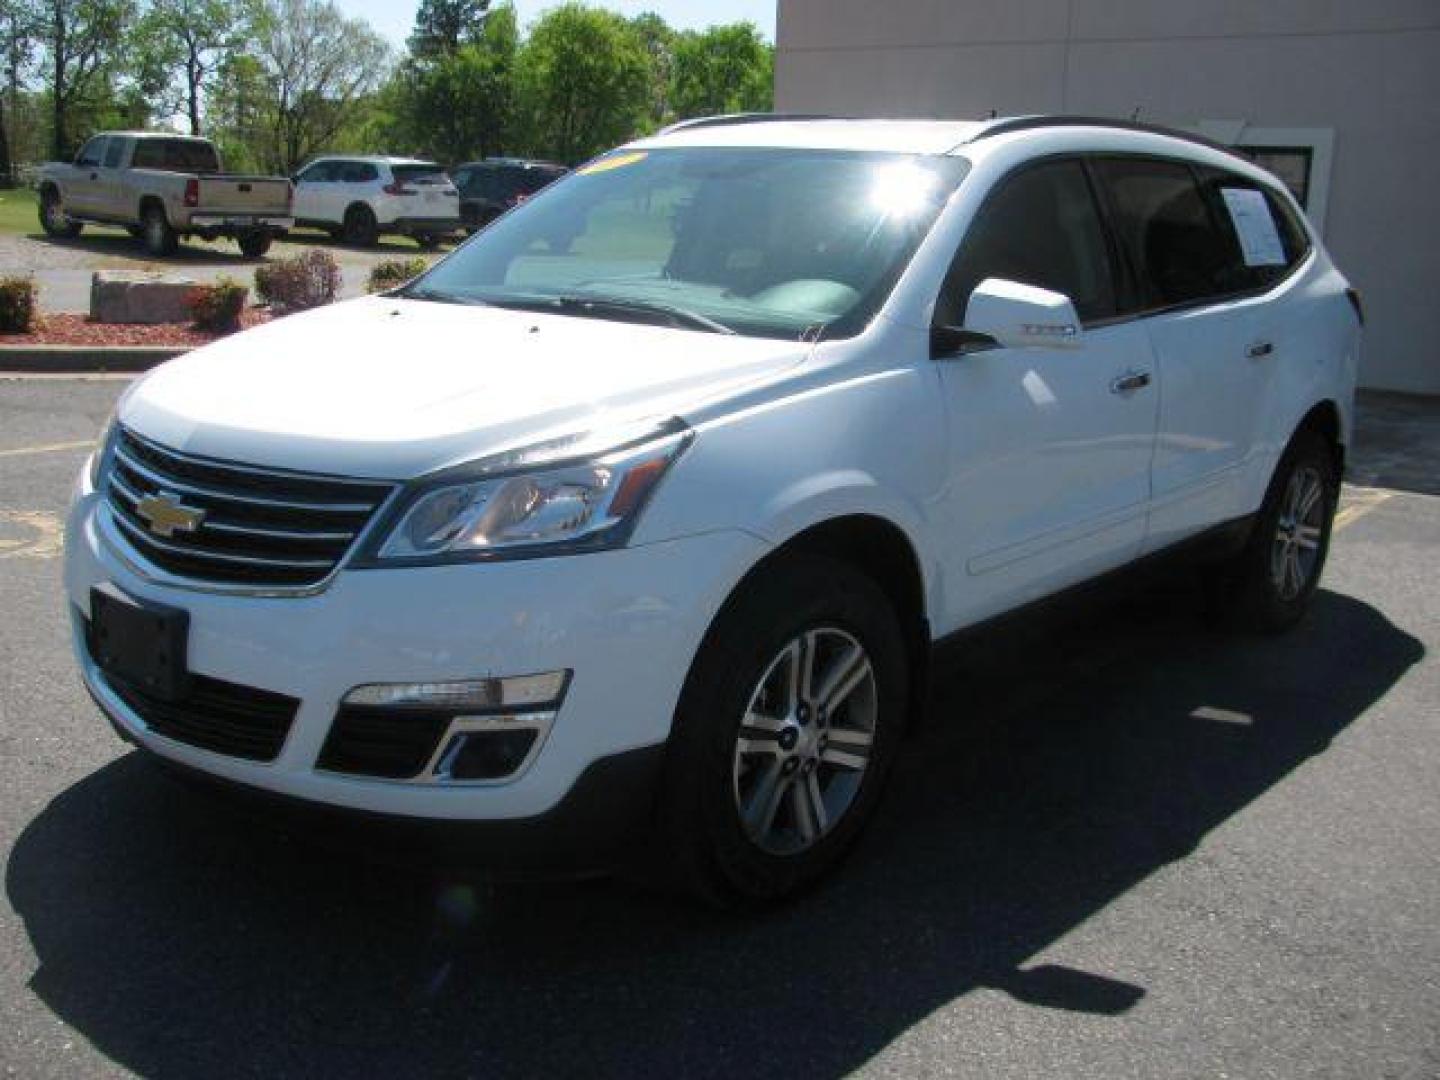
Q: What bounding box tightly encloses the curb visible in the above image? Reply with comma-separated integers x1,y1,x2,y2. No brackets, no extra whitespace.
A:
0,344,188,374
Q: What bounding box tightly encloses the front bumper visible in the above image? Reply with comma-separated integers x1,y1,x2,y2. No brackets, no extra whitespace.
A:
66,477,767,838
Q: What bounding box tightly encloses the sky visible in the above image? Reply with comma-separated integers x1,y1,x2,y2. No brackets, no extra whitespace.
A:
336,0,778,48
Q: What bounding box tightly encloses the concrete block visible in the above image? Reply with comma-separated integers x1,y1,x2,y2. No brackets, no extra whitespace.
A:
89,272,200,325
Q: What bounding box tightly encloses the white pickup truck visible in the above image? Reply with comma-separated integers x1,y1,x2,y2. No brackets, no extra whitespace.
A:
38,132,294,258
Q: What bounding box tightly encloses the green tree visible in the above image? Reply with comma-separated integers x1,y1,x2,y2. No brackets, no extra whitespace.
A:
382,0,515,163
1,0,41,182
205,49,268,171
407,0,486,60
514,3,649,164
628,11,675,130
131,0,243,136
669,22,772,121
42,0,134,159
247,0,391,172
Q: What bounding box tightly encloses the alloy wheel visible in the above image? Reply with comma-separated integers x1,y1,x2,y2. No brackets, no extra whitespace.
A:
1271,464,1326,600
731,626,878,855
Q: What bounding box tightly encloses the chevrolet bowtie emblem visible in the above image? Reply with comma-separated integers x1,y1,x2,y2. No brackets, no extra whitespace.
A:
134,492,206,538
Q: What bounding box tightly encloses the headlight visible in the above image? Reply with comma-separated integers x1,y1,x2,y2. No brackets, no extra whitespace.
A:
88,413,119,489
361,420,691,564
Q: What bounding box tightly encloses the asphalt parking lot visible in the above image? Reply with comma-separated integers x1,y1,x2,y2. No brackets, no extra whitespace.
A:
1,377,1437,1079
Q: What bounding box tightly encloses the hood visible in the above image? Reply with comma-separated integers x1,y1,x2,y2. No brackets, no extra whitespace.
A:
121,296,808,478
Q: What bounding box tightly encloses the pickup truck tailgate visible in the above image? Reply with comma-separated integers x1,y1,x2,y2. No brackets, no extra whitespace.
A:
197,176,292,215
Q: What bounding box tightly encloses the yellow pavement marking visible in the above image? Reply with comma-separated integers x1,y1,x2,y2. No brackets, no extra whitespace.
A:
1334,489,1394,532
0,439,95,459
0,509,63,559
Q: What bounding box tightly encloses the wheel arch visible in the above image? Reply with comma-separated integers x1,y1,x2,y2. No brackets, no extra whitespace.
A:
1293,399,1346,480
716,514,933,731
138,194,169,223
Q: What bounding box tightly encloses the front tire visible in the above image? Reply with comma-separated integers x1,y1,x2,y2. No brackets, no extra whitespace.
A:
39,188,82,238
1206,429,1338,632
141,204,178,256
658,556,908,906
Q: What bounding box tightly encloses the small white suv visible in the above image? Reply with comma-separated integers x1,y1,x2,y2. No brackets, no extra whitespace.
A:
291,155,460,248
67,116,1360,904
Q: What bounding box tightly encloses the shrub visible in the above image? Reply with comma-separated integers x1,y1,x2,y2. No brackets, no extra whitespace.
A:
254,248,341,312
0,275,37,333
187,278,249,334
367,257,430,294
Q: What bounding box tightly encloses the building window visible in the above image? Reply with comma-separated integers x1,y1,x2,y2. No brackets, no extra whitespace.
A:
1233,146,1313,209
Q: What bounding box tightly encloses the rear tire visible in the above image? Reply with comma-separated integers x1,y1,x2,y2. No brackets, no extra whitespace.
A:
657,556,908,907
1205,429,1339,633
415,234,443,251
141,204,178,256
342,204,378,246
39,188,82,238
237,232,272,259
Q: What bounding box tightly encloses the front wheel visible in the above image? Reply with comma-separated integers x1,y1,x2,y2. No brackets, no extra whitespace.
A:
342,205,378,246
1205,429,1338,632
39,188,82,238
658,557,908,906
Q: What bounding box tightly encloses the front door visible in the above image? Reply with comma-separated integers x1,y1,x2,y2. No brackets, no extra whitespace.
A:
931,158,1160,629
67,136,109,216
292,161,337,224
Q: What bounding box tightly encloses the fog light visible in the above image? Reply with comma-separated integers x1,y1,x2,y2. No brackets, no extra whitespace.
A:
342,671,569,711
438,728,540,781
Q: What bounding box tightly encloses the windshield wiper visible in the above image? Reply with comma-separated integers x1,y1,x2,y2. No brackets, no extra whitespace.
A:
398,285,490,306
491,293,736,335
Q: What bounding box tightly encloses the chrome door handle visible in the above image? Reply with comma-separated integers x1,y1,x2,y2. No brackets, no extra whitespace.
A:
1247,341,1274,359
1110,371,1152,394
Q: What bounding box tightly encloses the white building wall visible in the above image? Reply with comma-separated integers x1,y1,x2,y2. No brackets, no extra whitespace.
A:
776,0,1440,395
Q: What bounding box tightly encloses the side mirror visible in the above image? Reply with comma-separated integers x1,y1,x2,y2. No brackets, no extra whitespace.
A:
932,278,1084,359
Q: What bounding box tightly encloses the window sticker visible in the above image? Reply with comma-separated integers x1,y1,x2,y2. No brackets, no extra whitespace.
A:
578,151,648,176
1220,187,1287,267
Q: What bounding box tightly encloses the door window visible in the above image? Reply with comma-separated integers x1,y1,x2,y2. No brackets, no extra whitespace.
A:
76,138,106,168
1093,158,1250,310
102,139,126,168
936,159,1117,326
1194,167,1311,293
297,161,335,183
338,161,378,184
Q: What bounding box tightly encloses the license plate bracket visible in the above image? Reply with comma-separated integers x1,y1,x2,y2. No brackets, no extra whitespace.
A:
90,584,190,701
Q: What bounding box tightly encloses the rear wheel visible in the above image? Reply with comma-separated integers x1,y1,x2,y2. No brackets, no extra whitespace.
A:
237,232,272,258
1206,429,1338,632
415,233,443,251
658,557,908,906
141,204,178,256
342,204,378,246
39,188,82,238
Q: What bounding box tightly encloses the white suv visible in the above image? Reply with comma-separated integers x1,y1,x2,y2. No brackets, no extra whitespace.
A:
66,116,1359,904
291,155,460,248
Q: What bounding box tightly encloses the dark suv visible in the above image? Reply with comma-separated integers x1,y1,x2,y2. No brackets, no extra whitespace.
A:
451,159,567,233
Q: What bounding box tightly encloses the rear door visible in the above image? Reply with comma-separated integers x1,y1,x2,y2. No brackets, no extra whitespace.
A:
1092,156,1296,549
97,135,130,218
931,158,1161,627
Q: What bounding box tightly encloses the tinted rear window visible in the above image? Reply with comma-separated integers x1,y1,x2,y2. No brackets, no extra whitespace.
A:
132,138,220,173
513,168,565,195
392,165,449,186
1094,157,1247,309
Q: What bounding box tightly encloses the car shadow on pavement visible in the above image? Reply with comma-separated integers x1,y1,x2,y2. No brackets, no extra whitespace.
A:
5,583,1423,1079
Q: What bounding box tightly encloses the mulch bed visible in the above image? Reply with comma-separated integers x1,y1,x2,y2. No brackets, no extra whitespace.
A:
0,309,272,347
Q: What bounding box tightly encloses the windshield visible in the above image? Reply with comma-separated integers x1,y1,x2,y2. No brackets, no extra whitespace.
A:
407,147,967,339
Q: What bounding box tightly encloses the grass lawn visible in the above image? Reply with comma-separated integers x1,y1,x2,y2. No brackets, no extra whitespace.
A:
0,188,37,235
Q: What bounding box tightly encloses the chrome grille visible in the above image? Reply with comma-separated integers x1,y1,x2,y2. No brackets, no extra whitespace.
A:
105,427,395,590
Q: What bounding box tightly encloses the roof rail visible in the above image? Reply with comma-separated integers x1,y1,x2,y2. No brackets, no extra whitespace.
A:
658,112,846,136
961,115,1245,160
